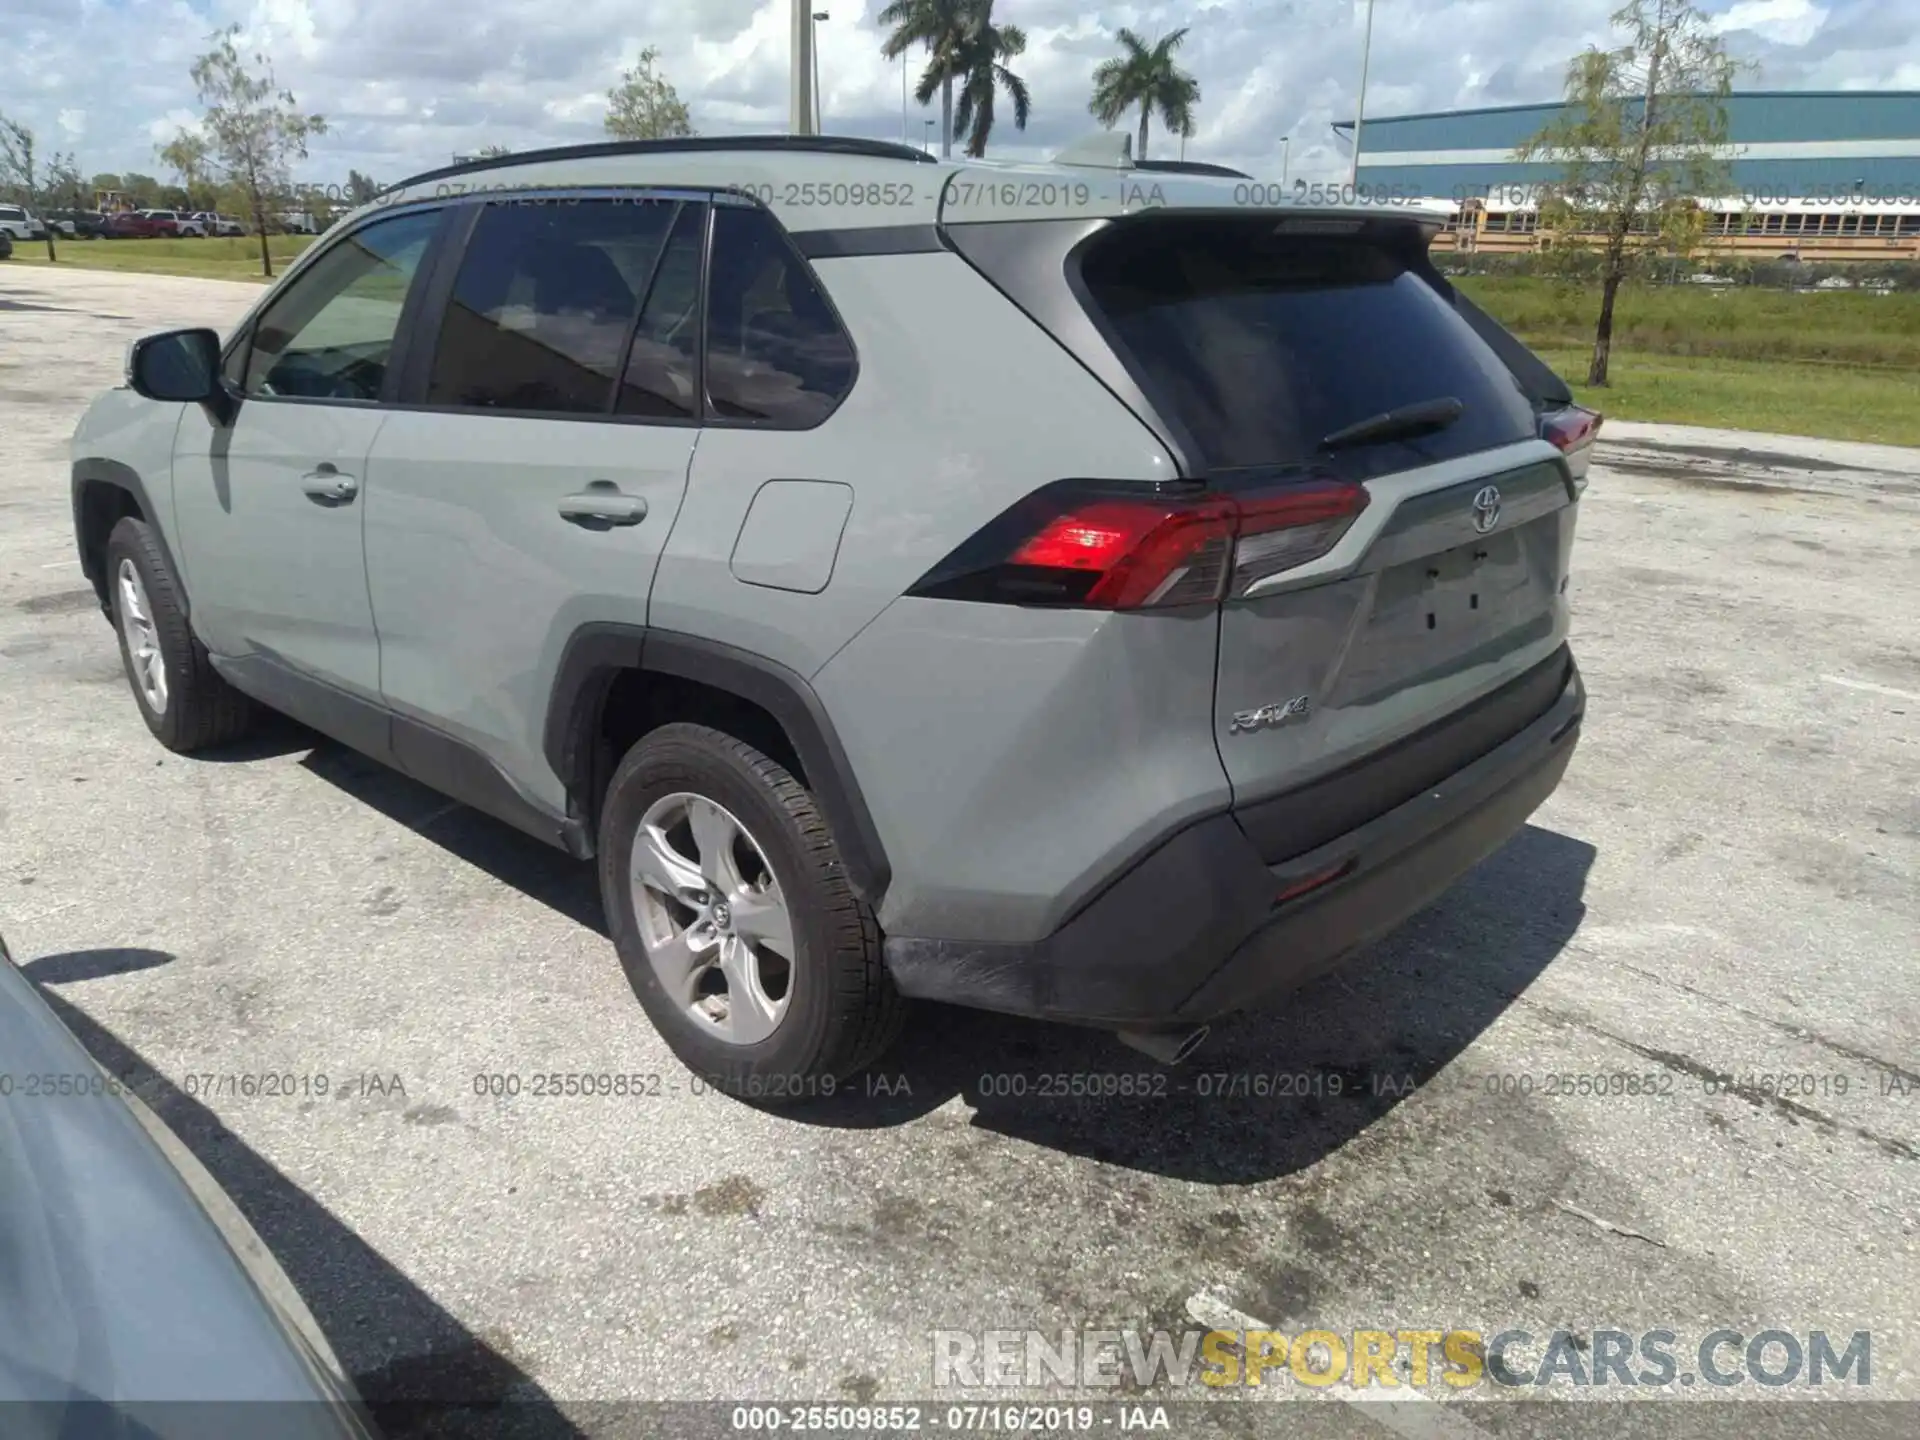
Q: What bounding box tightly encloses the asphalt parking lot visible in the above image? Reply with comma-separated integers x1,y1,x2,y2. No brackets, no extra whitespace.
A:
2,264,1917,1438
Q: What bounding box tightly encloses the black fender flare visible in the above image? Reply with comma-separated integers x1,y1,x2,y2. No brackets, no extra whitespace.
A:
544,624,892,906
71,458,184,613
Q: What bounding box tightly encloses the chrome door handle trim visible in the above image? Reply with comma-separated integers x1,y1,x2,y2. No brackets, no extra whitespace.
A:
300,465,359,504
558,491,648,526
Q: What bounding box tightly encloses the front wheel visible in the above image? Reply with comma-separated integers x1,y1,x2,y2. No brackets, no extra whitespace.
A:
598,724,905,1103
104,517,254,752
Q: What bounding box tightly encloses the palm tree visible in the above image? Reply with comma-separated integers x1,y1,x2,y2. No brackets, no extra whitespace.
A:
879,0,972,158
950,2,1031,158
1088,27,1200,161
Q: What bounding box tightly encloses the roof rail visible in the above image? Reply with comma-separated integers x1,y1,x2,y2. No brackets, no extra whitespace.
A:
388,134,939,193
1134,158,1254,180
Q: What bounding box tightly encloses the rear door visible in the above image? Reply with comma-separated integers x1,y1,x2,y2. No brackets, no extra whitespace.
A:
1072,216,1577,824
363,190,706,815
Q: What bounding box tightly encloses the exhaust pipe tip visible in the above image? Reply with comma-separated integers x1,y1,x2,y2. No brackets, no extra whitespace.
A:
1116,1025,1210,1067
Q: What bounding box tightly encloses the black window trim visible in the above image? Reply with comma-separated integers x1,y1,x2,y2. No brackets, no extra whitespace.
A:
216,198,455,414
379,182,859,432
605,198,694,420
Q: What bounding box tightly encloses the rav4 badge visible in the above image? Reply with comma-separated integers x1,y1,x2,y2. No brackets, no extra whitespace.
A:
1230,695,1313,734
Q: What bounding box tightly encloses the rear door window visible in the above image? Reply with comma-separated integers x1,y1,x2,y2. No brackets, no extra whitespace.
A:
426,196,682,415
1076,218,1536,478
614,202,706,419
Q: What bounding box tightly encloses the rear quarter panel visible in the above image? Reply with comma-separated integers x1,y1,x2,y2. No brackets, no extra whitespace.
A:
647,248,1181,678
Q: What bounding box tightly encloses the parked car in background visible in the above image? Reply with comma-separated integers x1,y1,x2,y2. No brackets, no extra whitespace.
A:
193,211,245,237
0,930,377,1436
47,209,111,239
0,203,44,241
275,210,321,235
69,136,1592,1096
0,229,13,260
106,210,164,238
140,210,207,238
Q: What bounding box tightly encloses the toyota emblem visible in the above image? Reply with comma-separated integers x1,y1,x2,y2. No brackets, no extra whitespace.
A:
1471,485,1502,534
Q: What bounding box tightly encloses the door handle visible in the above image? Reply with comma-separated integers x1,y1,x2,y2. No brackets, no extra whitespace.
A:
301,463,359,505
558,487,648,527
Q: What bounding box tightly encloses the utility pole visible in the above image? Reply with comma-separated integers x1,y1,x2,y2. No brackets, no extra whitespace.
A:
790,0,816,135
813,12,829,134
1350,0,1376,188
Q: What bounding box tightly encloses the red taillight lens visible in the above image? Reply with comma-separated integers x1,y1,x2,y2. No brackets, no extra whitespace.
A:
909,480,1366,612
1010,498,1238,608
1542,404,1602,454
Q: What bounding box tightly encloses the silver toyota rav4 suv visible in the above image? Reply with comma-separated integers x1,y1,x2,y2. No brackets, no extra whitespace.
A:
71,136,1593,1099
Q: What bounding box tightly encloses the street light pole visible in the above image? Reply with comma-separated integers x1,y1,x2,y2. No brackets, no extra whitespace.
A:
789,0,815,135
901,53,908,142
1282,135,1292,190
1350,0,1376,188
813,11,828,134
923,118,935,156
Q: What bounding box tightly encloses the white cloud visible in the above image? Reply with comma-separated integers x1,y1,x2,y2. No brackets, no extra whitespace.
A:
0,0,1909,187
1714,0,1829,47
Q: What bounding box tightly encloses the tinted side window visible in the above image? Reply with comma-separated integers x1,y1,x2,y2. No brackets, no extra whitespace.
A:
704,205,855,427
243,209,440,401
1077,218,1536,477
427,197,680,415
614,202,705,419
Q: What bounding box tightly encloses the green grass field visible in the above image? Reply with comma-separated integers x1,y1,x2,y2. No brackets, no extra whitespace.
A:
1461,277,1920,446
5,235,315,281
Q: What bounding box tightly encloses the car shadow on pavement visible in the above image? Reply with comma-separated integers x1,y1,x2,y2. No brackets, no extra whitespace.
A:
35,969,591,1440
808,822,1598,1184
298,741,607,934
284,732,1594,1185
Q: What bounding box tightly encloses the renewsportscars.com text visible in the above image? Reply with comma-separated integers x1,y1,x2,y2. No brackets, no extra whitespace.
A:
932,1327,1871,1391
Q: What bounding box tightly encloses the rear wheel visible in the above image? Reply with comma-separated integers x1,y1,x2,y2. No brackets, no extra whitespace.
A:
598,723,904,1103
105,517,254,752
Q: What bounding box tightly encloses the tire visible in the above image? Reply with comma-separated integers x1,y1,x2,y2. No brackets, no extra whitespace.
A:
599,723,905,1103
104,516,254,753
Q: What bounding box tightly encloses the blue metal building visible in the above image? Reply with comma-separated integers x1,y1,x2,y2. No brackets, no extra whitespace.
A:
1336,91,1920,202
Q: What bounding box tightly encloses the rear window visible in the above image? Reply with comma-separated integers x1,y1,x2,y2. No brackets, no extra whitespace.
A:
1076,218,1535,477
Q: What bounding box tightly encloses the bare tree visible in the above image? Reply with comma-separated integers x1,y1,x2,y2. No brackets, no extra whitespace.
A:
1516,0,1742,385
47,151,85,216
0,114,58,260
188,25,327,277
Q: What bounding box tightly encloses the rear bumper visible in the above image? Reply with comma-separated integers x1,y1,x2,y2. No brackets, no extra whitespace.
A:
883,656,1584,1027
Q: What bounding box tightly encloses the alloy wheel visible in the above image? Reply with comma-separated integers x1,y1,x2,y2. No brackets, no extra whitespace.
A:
116,558,168,714
630,792,796,1045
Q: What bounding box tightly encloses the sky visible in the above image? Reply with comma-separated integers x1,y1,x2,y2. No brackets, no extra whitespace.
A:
1,0,1915,189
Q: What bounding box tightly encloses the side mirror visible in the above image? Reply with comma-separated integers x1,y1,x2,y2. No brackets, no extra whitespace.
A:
126,328,233,422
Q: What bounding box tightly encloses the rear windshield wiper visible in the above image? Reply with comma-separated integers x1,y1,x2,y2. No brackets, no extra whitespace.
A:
1319,396,1465,452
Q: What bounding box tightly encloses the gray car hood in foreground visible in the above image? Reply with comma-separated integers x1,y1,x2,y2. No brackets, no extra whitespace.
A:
0,940,375,1439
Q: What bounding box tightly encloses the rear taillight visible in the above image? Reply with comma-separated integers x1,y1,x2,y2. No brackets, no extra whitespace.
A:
908,479,1368,611
1542,405,1601,453
1541,404,1601,489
